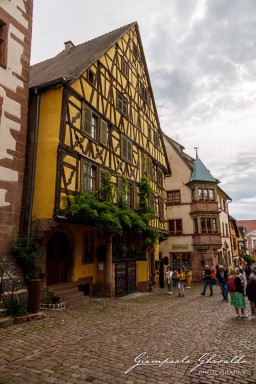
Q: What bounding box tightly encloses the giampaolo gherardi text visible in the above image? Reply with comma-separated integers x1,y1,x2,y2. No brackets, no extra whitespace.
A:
125,352,247,374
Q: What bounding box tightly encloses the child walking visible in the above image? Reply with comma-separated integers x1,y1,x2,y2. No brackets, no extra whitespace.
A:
177,268,186,297
166,266,173,295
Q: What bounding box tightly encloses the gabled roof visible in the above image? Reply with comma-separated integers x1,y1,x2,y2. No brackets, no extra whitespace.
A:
163,133,194,169
30,22,136,89
237,220,256,233
189,151,219,183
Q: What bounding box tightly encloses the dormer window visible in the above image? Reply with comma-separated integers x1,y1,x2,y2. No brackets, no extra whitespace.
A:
87,69,95,85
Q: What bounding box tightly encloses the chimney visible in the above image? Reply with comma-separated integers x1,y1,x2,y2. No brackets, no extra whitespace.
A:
64,40,75,52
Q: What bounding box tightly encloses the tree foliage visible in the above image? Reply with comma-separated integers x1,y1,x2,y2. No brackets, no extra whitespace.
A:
62,172,163,248
12,236,43,283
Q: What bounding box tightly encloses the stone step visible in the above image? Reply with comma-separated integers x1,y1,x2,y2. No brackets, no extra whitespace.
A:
48,282,76,292
65,295,90,308
47,282,89,308
0,308,6,318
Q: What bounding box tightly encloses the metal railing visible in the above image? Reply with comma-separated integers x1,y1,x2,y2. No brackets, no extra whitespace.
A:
0,266,18,305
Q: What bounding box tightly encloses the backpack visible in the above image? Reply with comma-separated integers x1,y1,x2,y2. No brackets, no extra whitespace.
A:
228,278,236,292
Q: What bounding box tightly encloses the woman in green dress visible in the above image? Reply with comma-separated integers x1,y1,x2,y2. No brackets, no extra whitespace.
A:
230,268,248,318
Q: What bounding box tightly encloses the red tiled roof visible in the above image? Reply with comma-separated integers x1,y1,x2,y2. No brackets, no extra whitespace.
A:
30,22,137,89
237,220,256,233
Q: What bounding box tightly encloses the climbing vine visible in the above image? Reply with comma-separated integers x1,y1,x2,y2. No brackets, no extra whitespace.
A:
61,172,164,249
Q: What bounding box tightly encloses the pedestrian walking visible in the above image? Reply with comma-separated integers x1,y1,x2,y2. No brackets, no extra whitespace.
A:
177,268,185,297
230,268,248,318
185,267,192,288
201,265,213,296
166,266,173,295
211,266,217,286
245,264,251,283
245,274,256,319
216,265,228,301
172,269,177,287
239,266,246,287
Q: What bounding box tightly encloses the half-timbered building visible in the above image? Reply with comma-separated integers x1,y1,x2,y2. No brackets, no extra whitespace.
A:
23,23,169,298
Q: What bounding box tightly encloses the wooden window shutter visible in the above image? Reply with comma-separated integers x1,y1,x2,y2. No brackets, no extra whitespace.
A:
118,177,123,192
100,119,108,146
134,186,139,210
81,160,88,191
82,105,92,135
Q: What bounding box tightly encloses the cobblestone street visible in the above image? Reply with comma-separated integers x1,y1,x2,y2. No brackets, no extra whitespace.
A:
0,284,255,384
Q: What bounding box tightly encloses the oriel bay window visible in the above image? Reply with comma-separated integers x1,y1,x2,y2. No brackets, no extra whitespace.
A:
196,217,218,234
169,219,182,235
81,160,98,192
193,188,215,201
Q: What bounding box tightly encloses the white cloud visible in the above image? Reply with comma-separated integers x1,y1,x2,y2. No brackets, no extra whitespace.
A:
31,0,256,220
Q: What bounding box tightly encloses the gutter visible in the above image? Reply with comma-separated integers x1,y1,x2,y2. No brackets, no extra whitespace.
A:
27,87,40,242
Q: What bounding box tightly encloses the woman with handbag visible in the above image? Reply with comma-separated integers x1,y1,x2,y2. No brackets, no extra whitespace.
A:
230,268,248,318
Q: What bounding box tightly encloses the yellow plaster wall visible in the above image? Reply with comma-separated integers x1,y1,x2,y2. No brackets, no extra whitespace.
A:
32,88,62,220
70,224,98,282
137,260,148,282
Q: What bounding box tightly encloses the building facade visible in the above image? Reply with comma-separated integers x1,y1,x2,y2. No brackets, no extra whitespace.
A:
160,135,232,282
237,220,256,259
0,1,33,287
22,23,169,297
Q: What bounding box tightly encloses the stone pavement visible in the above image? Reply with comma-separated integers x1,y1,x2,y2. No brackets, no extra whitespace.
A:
0,284,255,384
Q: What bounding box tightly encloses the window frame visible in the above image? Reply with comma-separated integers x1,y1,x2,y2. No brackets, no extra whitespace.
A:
200,217,218,234
121,57,129,78
168,219,182,235
140,83,149,103
117,91,128,116
146,157,154,179
87,69,95,86
81,159,98,193
157,168,164,188
81,103,98,140
167,190,181,205
121,136,133,163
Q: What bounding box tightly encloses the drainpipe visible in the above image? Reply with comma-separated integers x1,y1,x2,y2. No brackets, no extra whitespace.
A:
27,88,40,242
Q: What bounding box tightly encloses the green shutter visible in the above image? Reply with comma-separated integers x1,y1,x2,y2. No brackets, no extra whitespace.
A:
100,119,108,146
82,105,92,135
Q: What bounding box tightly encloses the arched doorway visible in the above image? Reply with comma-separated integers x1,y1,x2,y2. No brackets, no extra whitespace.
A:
46,232,72,285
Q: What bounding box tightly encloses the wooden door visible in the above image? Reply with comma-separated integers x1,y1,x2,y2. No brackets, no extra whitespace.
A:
46,232,71,285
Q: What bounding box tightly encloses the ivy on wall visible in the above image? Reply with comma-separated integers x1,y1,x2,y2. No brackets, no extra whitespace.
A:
61,172,163,249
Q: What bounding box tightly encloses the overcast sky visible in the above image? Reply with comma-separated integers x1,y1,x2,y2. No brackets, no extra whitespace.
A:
31,0,256,220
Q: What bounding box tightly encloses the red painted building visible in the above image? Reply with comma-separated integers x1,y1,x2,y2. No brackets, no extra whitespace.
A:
0,1,33,286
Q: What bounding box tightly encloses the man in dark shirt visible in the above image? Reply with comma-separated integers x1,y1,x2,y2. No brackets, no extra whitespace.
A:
217,264,228,301
201,265,213,296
